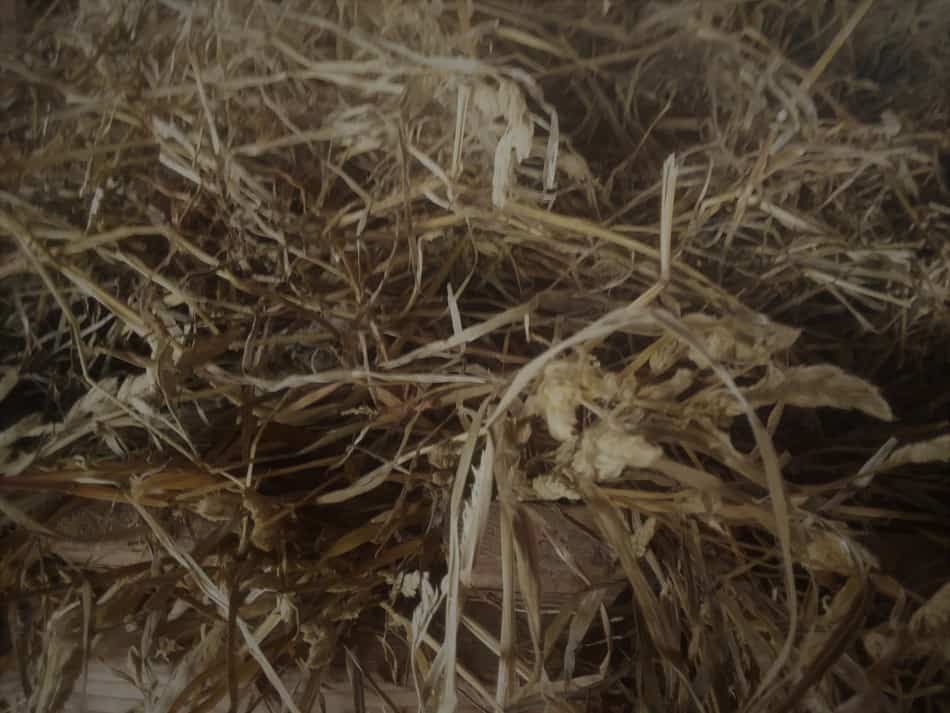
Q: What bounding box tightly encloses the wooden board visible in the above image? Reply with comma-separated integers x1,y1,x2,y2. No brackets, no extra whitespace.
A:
469,502,622,603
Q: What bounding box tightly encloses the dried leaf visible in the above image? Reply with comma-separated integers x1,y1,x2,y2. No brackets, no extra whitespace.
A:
638,368,694,401
490,80,534,207
803,530,879,575
745,365,893,421
526,357,615,441
527,361,583,441
531,474,581,501
489,301,654,430
882,434,950,470
245,493,283,552
396,570,422,599
571,422,663,481
683,313,800,366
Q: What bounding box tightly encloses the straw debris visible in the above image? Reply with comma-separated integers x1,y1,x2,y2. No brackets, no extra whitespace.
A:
1,1,949,711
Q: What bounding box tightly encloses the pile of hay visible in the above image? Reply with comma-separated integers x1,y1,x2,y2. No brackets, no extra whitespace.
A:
1,1,948,711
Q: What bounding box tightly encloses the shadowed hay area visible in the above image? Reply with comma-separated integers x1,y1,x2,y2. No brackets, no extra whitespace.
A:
1,1,949,712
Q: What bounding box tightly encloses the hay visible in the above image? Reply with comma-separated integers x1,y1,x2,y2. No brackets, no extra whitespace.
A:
1,1,949,711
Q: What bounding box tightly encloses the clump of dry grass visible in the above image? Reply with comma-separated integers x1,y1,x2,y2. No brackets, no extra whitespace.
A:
1,1,948,712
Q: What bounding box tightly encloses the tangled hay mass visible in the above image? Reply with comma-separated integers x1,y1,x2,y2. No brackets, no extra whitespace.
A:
1,1,949,711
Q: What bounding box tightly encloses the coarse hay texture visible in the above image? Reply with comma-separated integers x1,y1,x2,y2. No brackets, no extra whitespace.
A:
1,1,949,712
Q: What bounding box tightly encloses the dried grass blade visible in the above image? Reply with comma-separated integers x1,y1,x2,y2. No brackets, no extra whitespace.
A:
432,400,487,713
492,422,518,707
577,479,679,658
129,502,302,713
383,297,538,370
461,435,495,586
0,496,59,537
511,506,544,680
563,588,607,682
460,613,532,682
799,0,876,94
774,576,870,713
0,367,18,403
79,580,92,713
653,309,798,709
30,603,80,713
660,153,677,284
383,604,501,713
